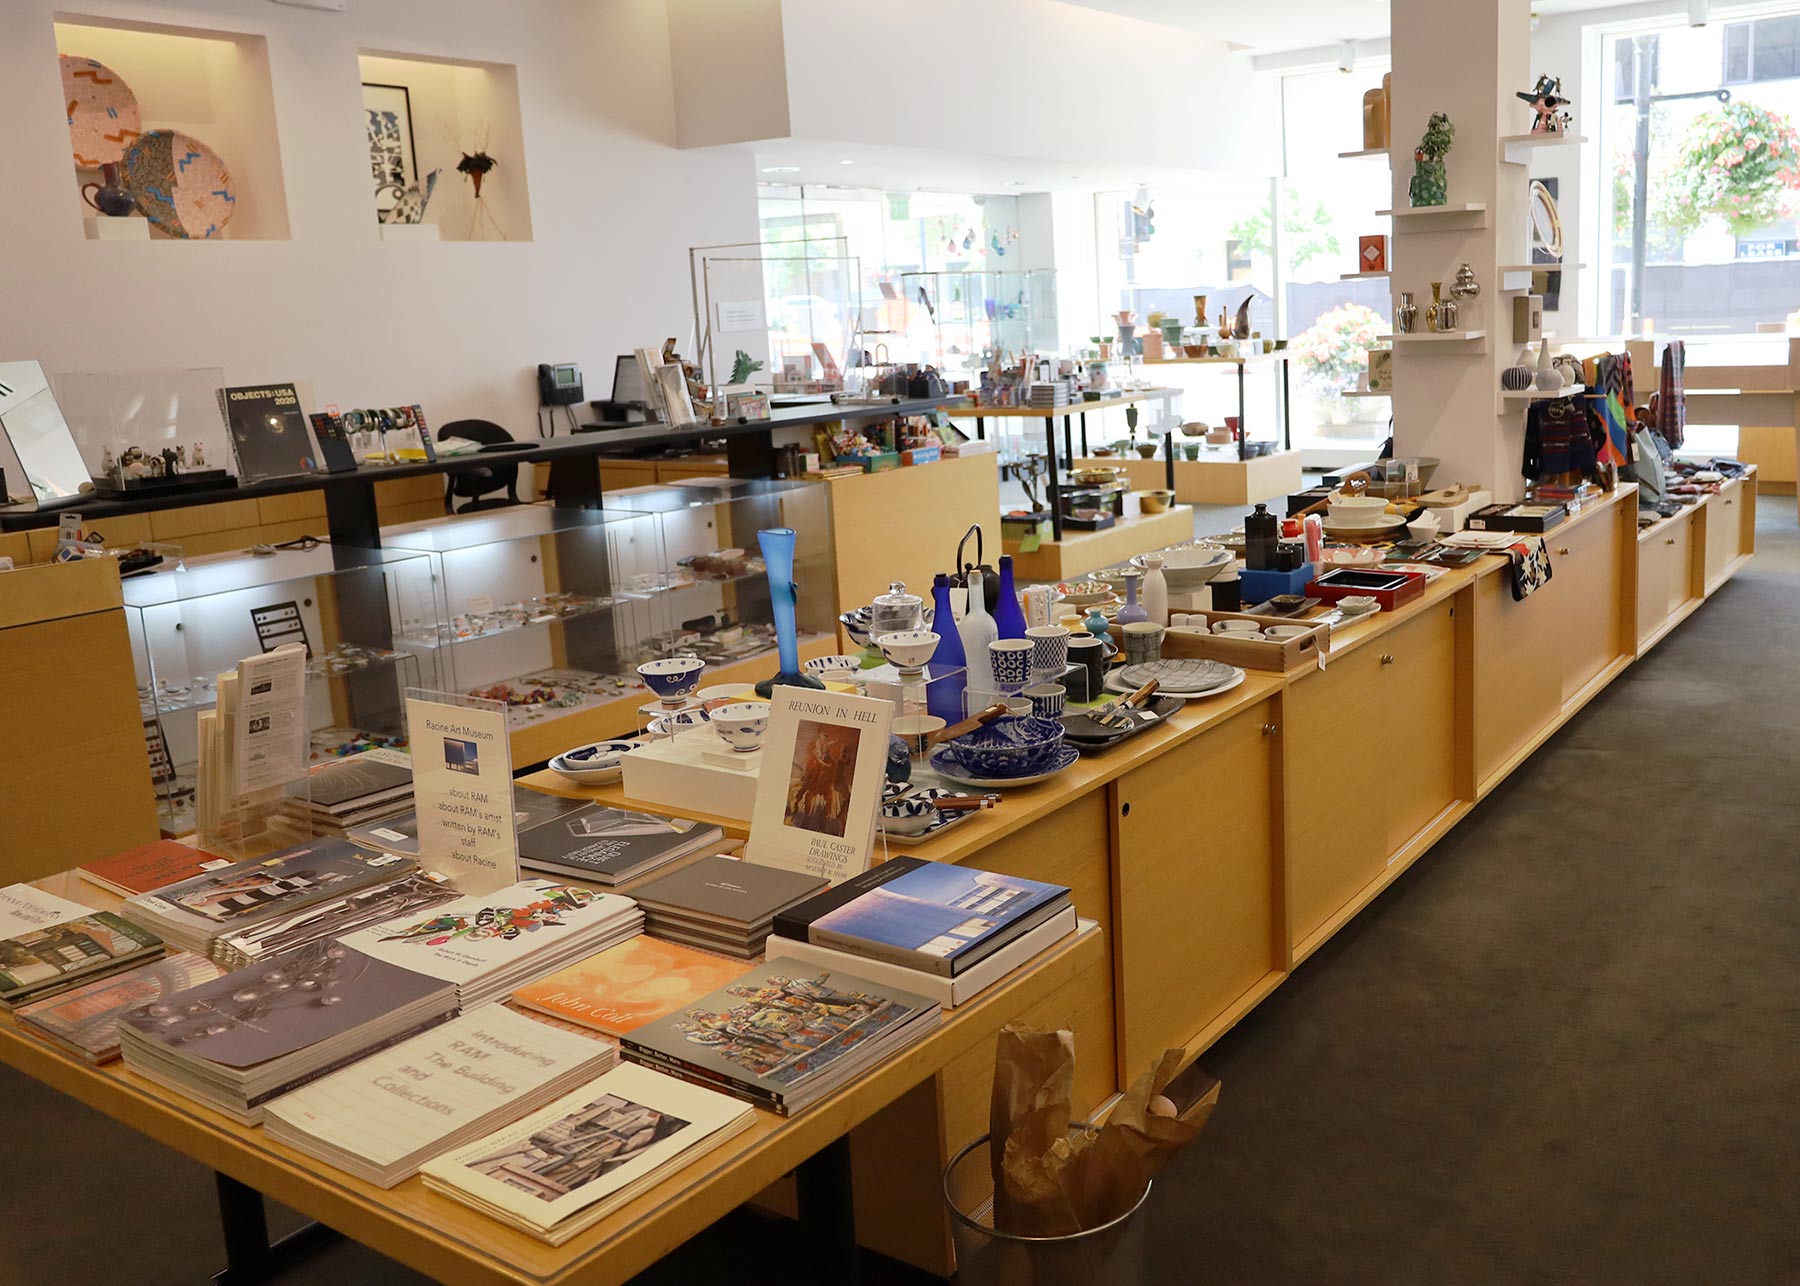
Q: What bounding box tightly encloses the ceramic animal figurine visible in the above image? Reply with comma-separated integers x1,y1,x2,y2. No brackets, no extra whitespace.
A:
1409,112,1454,208
1517,74,1571,136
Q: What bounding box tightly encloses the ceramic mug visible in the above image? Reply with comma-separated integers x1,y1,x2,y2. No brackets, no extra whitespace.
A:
1021,682,1067,719
1025,624,1071,680
989,639,1034,688
1121,621,1166,664
1067,634,1108,692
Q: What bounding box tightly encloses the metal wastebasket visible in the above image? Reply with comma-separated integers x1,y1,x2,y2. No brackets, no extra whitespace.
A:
942,1133,1151,1286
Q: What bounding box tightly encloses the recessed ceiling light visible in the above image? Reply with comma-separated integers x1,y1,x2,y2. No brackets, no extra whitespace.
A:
760,165,799,174
1002,180,1022,187
839,159,854,166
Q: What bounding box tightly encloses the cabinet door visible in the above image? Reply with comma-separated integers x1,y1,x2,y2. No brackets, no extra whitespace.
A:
1286,646,1387,944
1665,514,1699,617
1550,508,1626,703
1115,699,1280,1071
1703,486,1743,589
1378,602,1458,857
1636,528,1678,648
1473,566,1562,788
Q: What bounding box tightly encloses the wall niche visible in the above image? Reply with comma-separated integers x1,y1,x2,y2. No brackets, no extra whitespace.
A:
55,15,290,240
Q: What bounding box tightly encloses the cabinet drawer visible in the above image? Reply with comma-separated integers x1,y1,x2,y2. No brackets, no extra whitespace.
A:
1378,602,1458,857
1549,509,1625,702
1286,647,1386,943
1115,700,1280,1070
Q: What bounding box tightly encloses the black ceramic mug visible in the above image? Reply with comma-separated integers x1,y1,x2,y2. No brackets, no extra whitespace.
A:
1067,634,1108,694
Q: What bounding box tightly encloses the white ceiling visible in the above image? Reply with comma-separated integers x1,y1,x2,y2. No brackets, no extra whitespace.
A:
750,139,1224,199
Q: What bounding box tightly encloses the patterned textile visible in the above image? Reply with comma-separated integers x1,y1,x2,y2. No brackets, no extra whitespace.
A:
1595,353,1631,468
1507,536,1554,602
1658,340,1686,450
1523,397,1597,482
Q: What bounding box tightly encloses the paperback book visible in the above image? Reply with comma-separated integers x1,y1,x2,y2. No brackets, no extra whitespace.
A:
78,841,235,897
213,871,457,969
336,880,643,1009
511,937,752,1037
264,1003,617,1187
420,1062,754,1245
518,803,723,886
0,884,95,935
0,911,164,1007
621,958,940,1115
771,857,1070,977
117,940,460,1123
218,383,319,482
15,952,225,1064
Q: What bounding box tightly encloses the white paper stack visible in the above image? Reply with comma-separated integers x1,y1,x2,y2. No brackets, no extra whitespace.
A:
264,1004,617,1187
116,941,459,1125
336,880,644,1010
420,1062,753,1245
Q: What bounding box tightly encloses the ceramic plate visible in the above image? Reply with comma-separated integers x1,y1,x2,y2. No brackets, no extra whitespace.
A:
1118,658,1237,693
878,787,986,845
927,744,1080,789
1103,668,1245,702
122,129,236,239
549,739,642,784
1061,696,1184,747
60,55,142,168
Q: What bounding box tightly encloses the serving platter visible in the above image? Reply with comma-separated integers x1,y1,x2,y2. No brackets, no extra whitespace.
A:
926,744,1080,789
1102,669,1245,702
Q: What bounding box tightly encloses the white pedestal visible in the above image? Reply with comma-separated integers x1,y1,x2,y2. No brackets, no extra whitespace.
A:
380,222,441,242
84,216,150,241
621,728,760,821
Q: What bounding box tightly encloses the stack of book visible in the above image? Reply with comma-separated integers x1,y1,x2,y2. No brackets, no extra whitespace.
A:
345,785,588,858
627,855,826,959
511,936,752,1038
264,1004,618,1188
117,941,460,1124
119,839,416,959
78,840,234,898
1027,380,1073,408
621,958,940,1115
518,803,724,886
767,857,1074,1007
0,885,166,1009
337,880,643,1009
420,1062,753,1245
15,953,226,1064
213,871,457,970
285,748,415,839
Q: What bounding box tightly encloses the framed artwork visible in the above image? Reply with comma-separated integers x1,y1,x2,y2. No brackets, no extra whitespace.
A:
363,83,417,214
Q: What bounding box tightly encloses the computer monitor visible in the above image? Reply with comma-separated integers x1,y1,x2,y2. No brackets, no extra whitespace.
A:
610,354,649,409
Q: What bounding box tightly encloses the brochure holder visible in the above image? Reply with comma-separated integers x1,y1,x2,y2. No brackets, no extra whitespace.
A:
197,645,315,859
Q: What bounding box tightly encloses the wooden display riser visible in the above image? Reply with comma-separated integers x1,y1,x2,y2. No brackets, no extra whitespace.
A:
1074,449,1304,506
1004,505,1194,581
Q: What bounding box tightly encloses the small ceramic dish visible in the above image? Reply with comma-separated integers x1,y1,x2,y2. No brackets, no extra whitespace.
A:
1338,595,1380,617
709,701,769,753
1055,581,1115,606
1263,624,1315,641
928,744,1080,789
803,654,865,681
876,630,940,672
645,708,711,738
549,739,641,784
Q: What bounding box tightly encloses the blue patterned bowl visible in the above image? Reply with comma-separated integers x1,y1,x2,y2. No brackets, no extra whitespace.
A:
940,715,1067,778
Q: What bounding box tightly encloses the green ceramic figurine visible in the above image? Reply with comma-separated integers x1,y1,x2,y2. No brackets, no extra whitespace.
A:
1409,112,1454,208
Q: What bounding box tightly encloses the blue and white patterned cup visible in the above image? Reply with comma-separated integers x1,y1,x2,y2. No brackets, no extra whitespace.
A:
1025,624,1070,680
989,639,1034,688
1022,682,1066,719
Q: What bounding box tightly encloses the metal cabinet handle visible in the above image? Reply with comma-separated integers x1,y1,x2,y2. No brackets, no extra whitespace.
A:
1261,723,1277,735
1725,498,1734,505
1556,546,1571,556
1380,653,1395,665
1665,537,1676,545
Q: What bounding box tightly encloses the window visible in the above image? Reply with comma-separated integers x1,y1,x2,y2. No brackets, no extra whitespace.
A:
1722,16,1800,84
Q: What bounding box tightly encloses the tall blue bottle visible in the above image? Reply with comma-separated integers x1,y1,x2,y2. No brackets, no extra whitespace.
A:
926,573,967,722
993,555,1028,640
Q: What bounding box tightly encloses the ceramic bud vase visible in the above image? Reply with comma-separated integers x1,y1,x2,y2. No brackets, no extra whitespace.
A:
1083,606,1111,640
753,528,825,697
1534,336,1562,391
1502,351,1535,391
81,162,138,217
957,569,999,693
1116,570,1149,625
1141,554,1169,627
1396,292,1418,335
993,555,1028,640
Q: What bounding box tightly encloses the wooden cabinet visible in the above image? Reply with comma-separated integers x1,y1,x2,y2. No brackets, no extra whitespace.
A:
1113,700,1280,1072
1379,601,1458,856
1636,512,1700,651
1549,502,1628,702
1702,480,1752,591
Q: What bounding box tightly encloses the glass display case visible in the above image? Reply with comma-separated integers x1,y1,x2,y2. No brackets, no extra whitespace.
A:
691,238,869,398
899,270,1058,383
49,366,236,496
603,477,838,668
381,506,671,736
122,544,440,836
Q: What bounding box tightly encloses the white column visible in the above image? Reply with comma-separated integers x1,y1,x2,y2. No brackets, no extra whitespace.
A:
1390,0,1534,501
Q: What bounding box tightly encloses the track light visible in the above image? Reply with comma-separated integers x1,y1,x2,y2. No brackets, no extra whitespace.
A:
1337,40,1357,73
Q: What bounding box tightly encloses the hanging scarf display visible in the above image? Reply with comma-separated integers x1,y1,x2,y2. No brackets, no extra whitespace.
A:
1658,340,1686,450
1594,352,1632,468
1507,535,1554,601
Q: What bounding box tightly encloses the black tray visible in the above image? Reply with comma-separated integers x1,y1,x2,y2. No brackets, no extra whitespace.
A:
1060,695,1183,749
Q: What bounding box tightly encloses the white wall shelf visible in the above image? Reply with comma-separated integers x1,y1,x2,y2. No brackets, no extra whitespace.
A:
1380,330,1486,342
1341,389,1392,398
1500,133,1588,165
1497,383,1586,413
1338,146,1390,160
1377,203,1487,221
1341,270,1390,280
1500,262,1585,290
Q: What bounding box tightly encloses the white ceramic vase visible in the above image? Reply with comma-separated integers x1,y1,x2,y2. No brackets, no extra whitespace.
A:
956,568,998,691
1534,336,1563,391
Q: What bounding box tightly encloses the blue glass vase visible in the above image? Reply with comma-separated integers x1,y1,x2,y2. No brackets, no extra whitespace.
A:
993,555,1028,640
754,527,825,697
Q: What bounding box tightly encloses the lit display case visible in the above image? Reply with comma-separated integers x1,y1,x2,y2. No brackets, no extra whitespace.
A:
122,544,439,836
899,269,1058,382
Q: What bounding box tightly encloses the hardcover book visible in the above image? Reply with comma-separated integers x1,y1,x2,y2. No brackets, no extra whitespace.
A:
746,688,893,884
79,841,235,897
420,1062,753,1244
517,804,722,885
219,383,319,482
621,958,938,1114
771,858,1070,977
0,912,164,1005
511,937,752,1037
300,747,413,810
622,855,826,929
15,952,225,1063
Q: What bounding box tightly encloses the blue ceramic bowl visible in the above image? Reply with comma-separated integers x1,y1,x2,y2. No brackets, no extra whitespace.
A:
637,655,706,702
940,715,1067,778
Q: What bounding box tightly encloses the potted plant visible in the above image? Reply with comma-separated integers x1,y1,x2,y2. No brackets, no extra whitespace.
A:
1409,112,1455,208
1290,303,1385,427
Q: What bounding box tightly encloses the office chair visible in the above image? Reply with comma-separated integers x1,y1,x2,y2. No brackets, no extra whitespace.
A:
438,419,521,513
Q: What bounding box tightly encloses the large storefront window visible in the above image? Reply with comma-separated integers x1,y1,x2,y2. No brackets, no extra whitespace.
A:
1602,14,1800,335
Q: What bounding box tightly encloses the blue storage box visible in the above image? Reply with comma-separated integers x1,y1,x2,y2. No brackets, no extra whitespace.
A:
1238,563,1316,605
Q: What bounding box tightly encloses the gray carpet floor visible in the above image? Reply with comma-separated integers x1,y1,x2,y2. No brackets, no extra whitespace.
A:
3,495,1794,1286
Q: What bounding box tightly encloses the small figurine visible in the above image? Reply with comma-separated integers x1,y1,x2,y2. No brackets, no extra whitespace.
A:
161,447,181,476
1517,74,1571,136
192,442,206,467
175,443,187,470
1409,112,1455,208
101,445,117,477
148,453,166,477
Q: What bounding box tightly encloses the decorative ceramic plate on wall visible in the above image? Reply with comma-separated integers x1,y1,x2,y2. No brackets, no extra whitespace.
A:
122,129,236,239
60,54,142,168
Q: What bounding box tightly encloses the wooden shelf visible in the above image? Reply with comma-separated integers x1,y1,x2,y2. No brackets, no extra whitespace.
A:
1143,353,1287,365
1501,132,1587,164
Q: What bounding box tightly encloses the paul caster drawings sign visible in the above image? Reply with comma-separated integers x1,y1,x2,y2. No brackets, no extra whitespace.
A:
405,690,518,895
747,688,891,884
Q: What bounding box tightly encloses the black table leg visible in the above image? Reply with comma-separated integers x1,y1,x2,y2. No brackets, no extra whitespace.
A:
725,428,779,480
211,1174,340,1286
1062,414,1073,465
795,1137,859,1286
1281,358,1293,452
1043,415,1063,542
1079,410,1089,457
1237,362,1248,463
546,454,605,509
321,478,402,736
1164,432,1176,490
975,415,986,441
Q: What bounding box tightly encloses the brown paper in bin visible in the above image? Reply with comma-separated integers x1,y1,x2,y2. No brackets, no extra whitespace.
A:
988,1025,1220,1239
